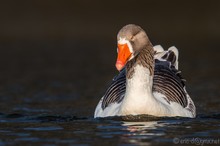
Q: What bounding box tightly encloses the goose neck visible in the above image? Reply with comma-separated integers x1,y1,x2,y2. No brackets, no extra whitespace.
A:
126,44,154,79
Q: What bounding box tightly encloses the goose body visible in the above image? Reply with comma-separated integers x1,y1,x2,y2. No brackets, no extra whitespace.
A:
94,24,196,118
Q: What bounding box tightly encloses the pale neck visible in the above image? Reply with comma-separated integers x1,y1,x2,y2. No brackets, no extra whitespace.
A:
126,65,153,94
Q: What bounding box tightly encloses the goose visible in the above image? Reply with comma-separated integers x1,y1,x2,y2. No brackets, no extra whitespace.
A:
94,24,196,118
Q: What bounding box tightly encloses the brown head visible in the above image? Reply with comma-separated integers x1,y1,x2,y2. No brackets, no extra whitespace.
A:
115,24,152,71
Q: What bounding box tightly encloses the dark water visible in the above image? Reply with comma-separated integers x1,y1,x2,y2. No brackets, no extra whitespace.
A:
0,113,220,146
0,1,220,146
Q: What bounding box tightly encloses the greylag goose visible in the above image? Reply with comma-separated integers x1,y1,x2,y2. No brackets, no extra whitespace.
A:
94,24,196,118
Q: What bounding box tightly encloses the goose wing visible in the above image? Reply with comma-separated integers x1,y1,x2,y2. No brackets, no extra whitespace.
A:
153,46,195,116
101,68,126,109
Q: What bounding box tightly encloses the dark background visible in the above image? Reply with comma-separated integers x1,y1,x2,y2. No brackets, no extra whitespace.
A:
0,0,219,116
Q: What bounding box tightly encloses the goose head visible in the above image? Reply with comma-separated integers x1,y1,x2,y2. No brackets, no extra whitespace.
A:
116,24,150,71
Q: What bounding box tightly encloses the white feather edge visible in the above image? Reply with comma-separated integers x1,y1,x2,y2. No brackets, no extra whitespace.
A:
154,45,179,70
168,46,179,69
153,45,164,53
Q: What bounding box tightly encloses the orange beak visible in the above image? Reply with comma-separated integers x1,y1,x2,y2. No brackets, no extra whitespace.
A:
115,43,132,71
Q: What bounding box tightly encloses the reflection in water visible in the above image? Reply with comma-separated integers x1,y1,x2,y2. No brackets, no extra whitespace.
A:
88,113,220,145
121,121,165,145
123,121,160,132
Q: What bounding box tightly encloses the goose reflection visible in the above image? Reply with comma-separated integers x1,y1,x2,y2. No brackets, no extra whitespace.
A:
121,121,166,145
